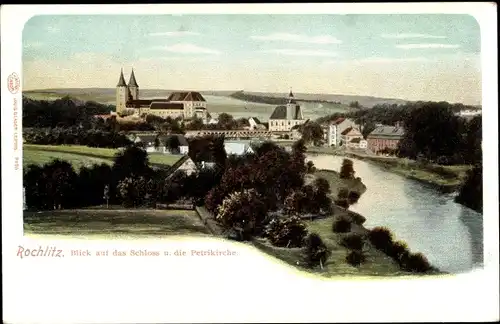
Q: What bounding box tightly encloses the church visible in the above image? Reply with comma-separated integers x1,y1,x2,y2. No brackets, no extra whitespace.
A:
268,90,306,132
115,69,208,121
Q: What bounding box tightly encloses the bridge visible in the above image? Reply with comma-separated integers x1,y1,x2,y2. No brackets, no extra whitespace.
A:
184,129,285,139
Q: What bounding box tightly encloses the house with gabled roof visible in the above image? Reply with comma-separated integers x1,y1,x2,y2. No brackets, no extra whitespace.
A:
268,89,306,132
164,155,199,179
248,117,266,130
341,127,363,148
324,117,358,146
224,141,255,156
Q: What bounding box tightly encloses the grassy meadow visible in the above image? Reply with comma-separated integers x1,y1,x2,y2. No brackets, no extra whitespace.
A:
23,144,183,168
24,209,211,237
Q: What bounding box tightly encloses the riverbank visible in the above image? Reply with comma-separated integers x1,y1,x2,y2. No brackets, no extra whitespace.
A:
343,153,470,193
301,145,471,193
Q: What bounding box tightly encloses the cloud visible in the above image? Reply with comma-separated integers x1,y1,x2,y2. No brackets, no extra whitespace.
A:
149,31,201,37
322,57,434,66
381,33,446,39
151,43,221,55
260,49,338,57
251,33,342,44
396,43,461,49
23,41,44,49
46,26,60,33
354,57,433,63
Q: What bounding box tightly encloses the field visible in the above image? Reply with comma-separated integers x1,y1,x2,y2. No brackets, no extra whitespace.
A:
23,144,183,168
24,207,405,277
24,209,210,237
23,89,353,121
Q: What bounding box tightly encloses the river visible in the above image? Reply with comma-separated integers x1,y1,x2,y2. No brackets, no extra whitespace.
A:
307,154,483,274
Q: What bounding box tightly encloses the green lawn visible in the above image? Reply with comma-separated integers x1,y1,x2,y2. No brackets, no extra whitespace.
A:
24,209,211,238
23,144,183,168
303,217,404,277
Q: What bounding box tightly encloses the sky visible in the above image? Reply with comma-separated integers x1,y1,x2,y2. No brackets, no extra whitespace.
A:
22,14,481,104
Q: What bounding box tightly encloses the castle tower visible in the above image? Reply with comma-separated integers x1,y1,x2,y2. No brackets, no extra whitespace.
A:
116,68,128,113
286,88,297,120
128,68,139,100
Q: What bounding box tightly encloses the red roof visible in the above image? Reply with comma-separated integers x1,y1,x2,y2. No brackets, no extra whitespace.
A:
333,117,345,125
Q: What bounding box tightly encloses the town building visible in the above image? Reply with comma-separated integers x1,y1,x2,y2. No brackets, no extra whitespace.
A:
115,69,208,121
268,90,306,132
248,117,266,130
324,117,358,146
130,133,189,155
341,127,364,148
366,125,405,153
164,155,199,179
224,141,255,156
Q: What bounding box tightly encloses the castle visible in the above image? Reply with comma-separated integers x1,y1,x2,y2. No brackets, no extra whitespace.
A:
116,69,208,121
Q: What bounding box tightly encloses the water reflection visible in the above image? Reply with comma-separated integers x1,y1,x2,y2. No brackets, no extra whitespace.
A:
307,154,483,274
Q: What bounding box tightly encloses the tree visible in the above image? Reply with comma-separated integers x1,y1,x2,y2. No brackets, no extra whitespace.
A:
397,102,464,163
302,233,331,269
264,215,308,248
215,189,268,238
165,135,181,154
349,101,361,109
299,121,324,145
313,177,333,213
154,135,161,151
455,164,483,213
103,184,110,208
116,176,153,208
112,145,151,183
217,113,235,129
339,158,355,179
186,117,204,130
43,159,79,209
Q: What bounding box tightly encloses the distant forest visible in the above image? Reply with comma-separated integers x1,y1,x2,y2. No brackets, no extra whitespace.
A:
23,95,114,129
229,91,343,106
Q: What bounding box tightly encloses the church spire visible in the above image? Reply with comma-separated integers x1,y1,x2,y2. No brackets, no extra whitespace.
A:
117,68,127,87
288,87,296,104
128,68,139,88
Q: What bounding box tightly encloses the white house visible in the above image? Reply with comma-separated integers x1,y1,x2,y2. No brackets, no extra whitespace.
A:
133,134,189,154
248,117,266,130
341,127,364,148
359,139,368,149
325,117,358,147
224,141,255,156
165,155,198,178
268,90,306,132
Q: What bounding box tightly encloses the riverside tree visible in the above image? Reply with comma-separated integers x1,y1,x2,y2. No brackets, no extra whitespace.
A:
339,158,355,179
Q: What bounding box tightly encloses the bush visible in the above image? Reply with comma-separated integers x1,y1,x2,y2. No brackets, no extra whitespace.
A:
332,216,352,233
388,240,410,261
302,233,331,269
368,226,394,252
264,215,308,248
400,252,432,273
215,189,268,238
340,233,365,251
347,191,361,204
334,198,350,209
346,250,366,267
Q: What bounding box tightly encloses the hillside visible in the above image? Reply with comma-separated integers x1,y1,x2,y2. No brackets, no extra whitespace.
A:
24,88,412,108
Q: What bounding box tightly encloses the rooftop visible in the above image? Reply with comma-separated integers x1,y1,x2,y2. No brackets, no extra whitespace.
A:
167,91,206,102
367,126,405,139
269,104,303,120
